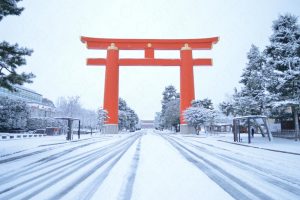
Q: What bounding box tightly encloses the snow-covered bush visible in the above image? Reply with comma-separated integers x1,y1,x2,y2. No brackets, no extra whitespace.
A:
0,97,29,131
183,106,215,133
26,117,65,130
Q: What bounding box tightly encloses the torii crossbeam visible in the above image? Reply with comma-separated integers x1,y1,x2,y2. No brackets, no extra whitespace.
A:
81,37,219,134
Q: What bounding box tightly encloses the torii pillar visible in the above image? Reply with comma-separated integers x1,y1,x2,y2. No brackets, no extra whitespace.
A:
180,44,196,133
81,37,219,134
103,44,119,133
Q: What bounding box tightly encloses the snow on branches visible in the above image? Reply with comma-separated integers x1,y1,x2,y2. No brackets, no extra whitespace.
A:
118,98,139,131
183,99,216,133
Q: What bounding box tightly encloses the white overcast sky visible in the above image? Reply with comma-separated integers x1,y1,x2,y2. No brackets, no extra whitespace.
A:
0,0,300,119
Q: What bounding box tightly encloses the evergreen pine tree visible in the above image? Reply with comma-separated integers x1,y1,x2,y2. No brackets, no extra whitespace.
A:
118,98,139,131
0,0,34,91
191,98,214,110
0,0,24,21
239,45,266,115
264,14,300,139
164,98,180,131
160,85,179,129
219,101,234,116
161,85,179,114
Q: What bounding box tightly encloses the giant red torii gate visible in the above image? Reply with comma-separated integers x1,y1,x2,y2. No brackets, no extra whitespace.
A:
81,37,219,134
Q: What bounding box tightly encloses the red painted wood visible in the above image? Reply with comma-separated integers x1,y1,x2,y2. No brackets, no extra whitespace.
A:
119,58,180,66
81,37,218,50
86,58,213,66
193,58,212,66
145,47,154,58
103,48,119,124
87,58,106,65
180,48,195,124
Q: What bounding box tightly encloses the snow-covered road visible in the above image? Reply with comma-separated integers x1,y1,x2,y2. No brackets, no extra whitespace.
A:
0,129,299,200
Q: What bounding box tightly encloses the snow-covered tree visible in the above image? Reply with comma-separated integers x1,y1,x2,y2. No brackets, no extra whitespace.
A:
0,97,29,131
233,88,262,116
80,109,98,130
118,98,127,111
118,110,127,131
164,98,180,131
183,98,216,133
0,0,24,21
56,96,81,118
161,86,179,115
125,108,139,131
118,98,139,131
154,112,163,130
55,96,99,130
213,111,234,124
219,101,234,116
191,98,214,110
0,1,34,91
239,45,267,115
219,45,267,117
183,106,215,134
264,14,300,135
97,109,107,131
160,85,180,129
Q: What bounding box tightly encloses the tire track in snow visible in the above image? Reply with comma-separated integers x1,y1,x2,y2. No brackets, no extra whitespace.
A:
0,136,109,158
169,134,236,153
27,136,125,166
162,134,274,200
0,135,135,185
179,136,300,194
117,137,142,200
0,142,123,197
76,135,142,200
0,135,139,199
28,139,109,164
0,137,109,164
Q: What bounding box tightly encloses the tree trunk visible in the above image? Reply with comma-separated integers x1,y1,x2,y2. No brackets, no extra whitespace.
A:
292,106,299,141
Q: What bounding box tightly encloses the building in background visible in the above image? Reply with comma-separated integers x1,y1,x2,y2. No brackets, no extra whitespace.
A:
0,85,55,117
140,120,154,129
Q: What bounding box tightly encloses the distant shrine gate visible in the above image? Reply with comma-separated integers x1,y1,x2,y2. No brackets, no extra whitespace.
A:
81,37,219,134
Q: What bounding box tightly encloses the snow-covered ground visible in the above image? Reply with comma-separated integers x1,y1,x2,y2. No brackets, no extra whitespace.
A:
0,133,105,157
194,131,300,154
0,129,299,200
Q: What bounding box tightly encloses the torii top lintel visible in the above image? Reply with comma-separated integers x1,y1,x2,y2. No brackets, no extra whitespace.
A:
80,36,219,50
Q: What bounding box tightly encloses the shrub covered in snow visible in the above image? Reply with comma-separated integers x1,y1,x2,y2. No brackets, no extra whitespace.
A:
26,117,66,130
183,100,216,133
0,97,29,131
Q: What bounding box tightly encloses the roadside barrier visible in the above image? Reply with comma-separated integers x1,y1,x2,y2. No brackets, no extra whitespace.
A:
0,133,46,140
